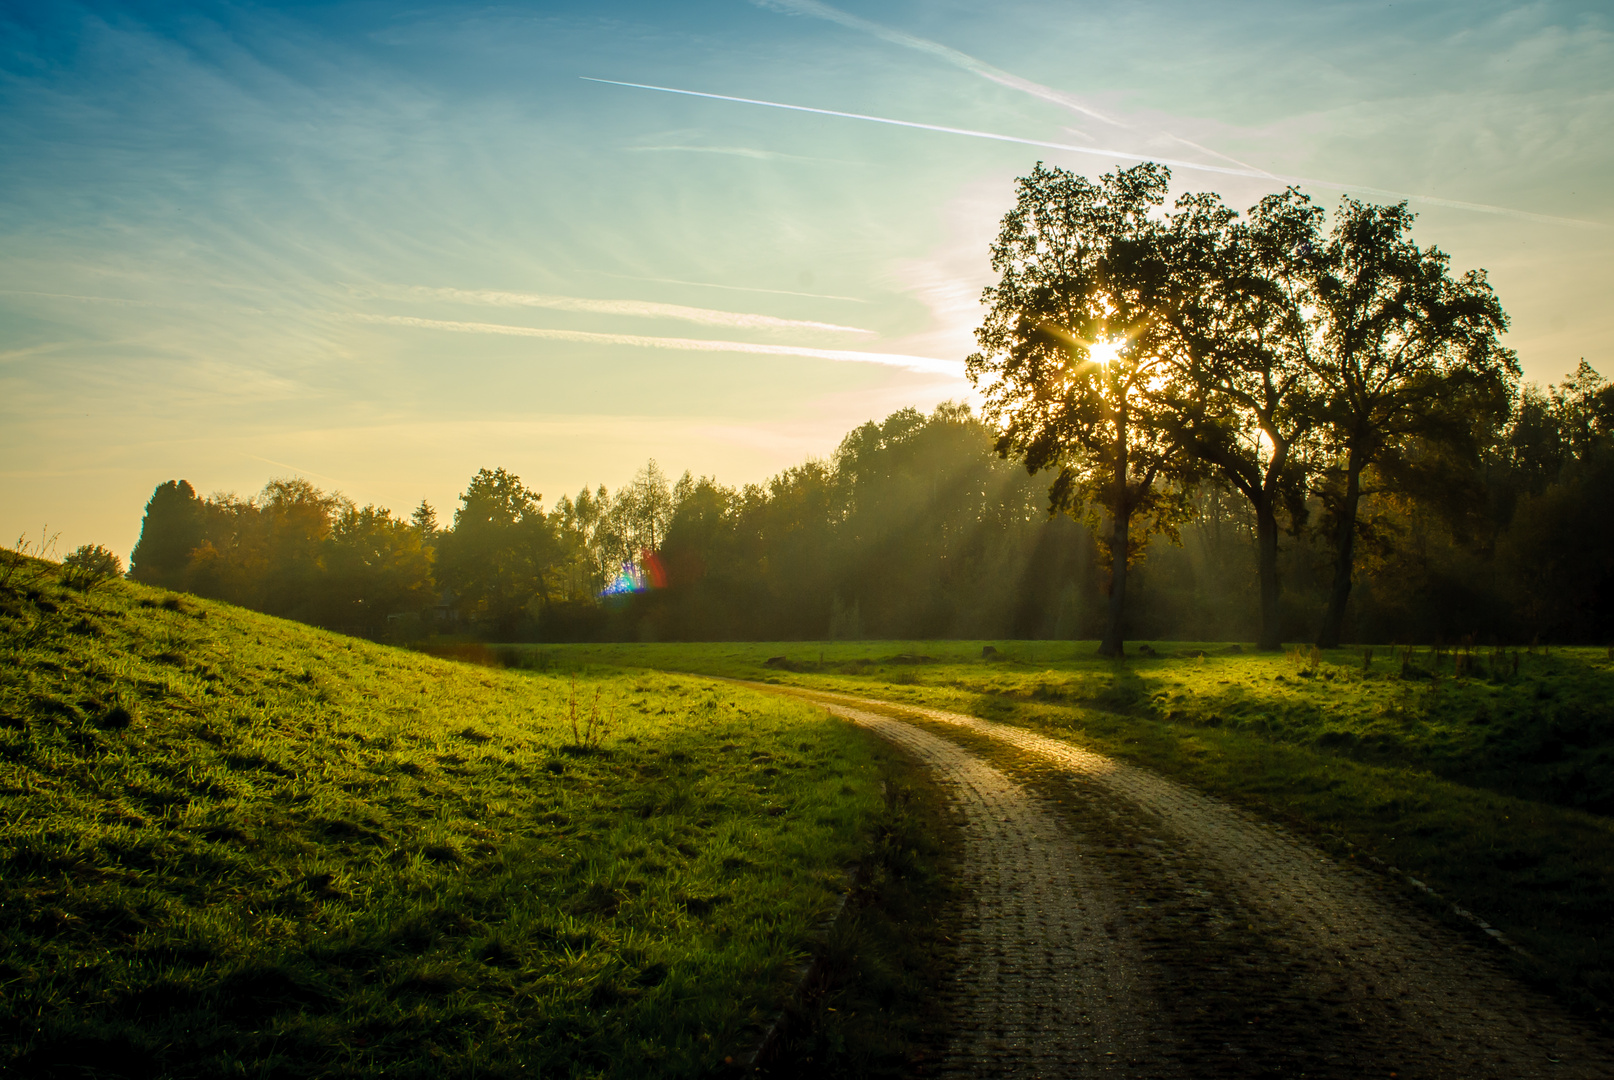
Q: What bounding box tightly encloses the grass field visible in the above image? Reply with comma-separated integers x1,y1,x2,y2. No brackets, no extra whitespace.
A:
517,638,1614,1021
0,564,927,1079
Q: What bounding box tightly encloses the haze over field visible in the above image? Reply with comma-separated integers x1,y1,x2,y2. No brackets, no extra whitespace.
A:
2,0,1610,557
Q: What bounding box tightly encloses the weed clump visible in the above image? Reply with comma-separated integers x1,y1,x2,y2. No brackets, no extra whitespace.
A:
60,544,123,590
565,675,615,750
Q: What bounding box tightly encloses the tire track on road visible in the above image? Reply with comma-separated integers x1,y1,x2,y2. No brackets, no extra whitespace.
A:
768,683,1614,1079
819,702,1170,1076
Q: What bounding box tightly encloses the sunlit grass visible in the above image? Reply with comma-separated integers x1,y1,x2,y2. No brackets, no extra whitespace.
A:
530,638,1614,1021
0,566,890,1077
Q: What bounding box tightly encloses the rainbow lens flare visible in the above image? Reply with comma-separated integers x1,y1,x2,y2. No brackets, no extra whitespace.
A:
600,549,668,596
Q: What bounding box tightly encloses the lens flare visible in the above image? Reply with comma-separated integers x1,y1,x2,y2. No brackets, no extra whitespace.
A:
1086,338,1124,365
1037,322,1128,368
600,550,668,596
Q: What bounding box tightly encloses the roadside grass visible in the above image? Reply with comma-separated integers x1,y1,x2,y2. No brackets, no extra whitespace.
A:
527,639,1614,1022
755,746,959,1079
0,564,892,1079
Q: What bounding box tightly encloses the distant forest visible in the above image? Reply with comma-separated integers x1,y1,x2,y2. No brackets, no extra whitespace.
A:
129,364,1612,646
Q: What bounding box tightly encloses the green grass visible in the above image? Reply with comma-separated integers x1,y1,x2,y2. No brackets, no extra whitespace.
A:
0,565,899,1079
524,638,1614,1022
756,751,958,1078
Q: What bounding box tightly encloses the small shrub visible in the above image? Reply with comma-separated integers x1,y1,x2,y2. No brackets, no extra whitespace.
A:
61,545,123,590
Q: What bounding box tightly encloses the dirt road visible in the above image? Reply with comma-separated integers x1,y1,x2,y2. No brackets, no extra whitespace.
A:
773,685,1614,1079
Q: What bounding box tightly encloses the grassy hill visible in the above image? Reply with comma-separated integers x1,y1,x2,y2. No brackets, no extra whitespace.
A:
0,563,896,1078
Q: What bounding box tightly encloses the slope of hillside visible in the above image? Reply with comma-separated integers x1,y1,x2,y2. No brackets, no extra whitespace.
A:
0,561,886,1078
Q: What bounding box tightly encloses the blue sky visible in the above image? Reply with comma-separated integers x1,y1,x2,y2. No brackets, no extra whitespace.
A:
3,0,1610,558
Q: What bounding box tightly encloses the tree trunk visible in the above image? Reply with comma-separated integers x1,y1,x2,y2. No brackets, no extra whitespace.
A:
1317,458,1364,649
1255,495,1282,651
1099,416,1129,658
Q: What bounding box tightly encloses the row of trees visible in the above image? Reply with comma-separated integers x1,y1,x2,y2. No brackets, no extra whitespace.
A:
128,362,1609,647
127,463,685,638
969,163,1520,654
127,406,1085,641
130,479,435,633
127,165,1609,649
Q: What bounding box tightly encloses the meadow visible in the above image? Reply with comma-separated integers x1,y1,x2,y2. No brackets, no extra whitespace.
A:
0,562,932,1078
522,638,1614,1019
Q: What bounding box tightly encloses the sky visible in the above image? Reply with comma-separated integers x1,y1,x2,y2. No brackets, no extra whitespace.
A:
2,0,1611,561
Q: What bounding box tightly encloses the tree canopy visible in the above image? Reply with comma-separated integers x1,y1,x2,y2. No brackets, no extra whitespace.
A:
1156,187,1322,650
968,162,1199,656
1307,198,1518,646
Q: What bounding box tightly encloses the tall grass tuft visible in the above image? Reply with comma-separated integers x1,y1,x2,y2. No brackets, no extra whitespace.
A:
566,674,615,750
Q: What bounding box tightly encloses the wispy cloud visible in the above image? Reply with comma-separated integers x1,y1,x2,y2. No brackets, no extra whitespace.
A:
581,78,1611,229
0,288,166,308
412,287,874,334
624,144,851,164
0,342,68,365
754,0,1279,177
585,271,869,304
753,0,1116,133
353,313,963,377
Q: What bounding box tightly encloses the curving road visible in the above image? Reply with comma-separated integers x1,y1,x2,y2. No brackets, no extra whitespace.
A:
766,684,1614,1079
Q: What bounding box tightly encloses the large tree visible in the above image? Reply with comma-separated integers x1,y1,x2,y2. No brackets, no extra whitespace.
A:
129,480,206,588
436,468,558,636
324,504,434,632
968,162,1197,657
1307,198,1517,647
608,459,676,568
255,478,344,620
1158,188,1323,650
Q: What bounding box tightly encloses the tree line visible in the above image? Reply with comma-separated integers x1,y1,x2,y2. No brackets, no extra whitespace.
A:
128,375,1609,649
127,404,1089,641
127,163,1612,650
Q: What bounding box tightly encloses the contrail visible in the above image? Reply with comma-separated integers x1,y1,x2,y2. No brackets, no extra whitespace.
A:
239,454,348,489
355,314,965,377
624,144,855,164
753,0,1116,132
755,0,1273,176
581,77,1262,179
415,287,874,334
582,77,1608,230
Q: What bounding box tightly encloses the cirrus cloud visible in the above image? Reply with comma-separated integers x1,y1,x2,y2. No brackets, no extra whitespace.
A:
353,313,964,377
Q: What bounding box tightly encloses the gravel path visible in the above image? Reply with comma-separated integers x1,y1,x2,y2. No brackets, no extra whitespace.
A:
831,704,1168,1077
768,684,1614,1079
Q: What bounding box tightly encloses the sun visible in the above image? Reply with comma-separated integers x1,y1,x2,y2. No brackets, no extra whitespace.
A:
1086,337,1125,365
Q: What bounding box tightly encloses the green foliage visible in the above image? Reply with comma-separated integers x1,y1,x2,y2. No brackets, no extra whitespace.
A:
968,162,1202,655
0,569,889,1077
1307,197,1518,646
129,348,1612,649
642,404,1098,642
1158,187,1323,649
60,543,123,589
436,468,559,636
129,480,203,588
128,478,433,636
